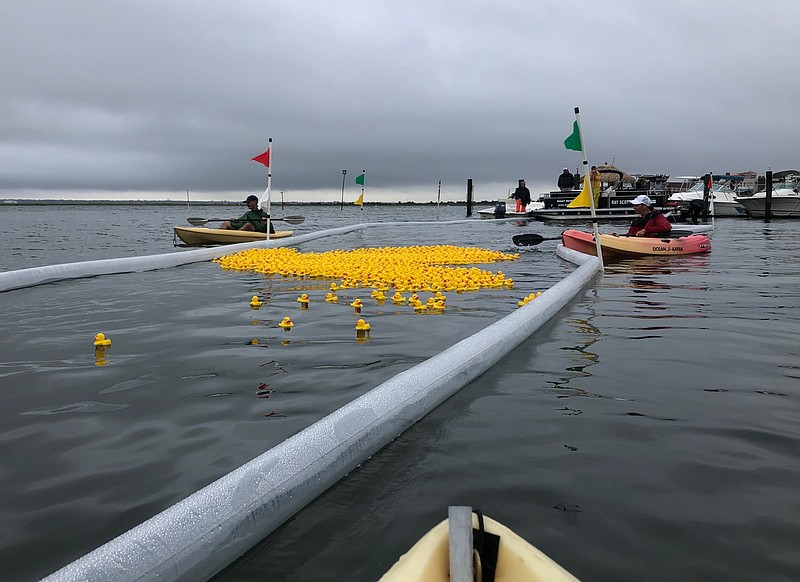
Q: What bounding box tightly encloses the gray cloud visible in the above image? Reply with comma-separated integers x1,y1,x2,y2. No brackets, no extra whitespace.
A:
1,0,799,200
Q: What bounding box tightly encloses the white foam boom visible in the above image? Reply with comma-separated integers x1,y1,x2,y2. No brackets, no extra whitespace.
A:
0,225,366,293
43,244,601,582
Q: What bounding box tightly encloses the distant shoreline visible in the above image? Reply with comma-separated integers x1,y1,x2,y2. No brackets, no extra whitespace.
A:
0,199,495,206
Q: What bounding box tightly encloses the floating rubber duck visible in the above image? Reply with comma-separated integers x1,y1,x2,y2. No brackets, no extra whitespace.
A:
325,292,339,303
278,316,294,330
330,283,339,291
93,332,112,347
434,291,447,303
391,292,406,304
412,299,427,312
409,293,420,303
355,318,371,331
350,298,364,310
250,295,263,308
431,300,446,310
297,293,309,306
373,291,387,302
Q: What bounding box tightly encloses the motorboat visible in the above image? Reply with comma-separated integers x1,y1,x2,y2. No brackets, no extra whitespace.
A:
531,169,671,222
735,170,800,218
476,199,544,218
668,175,747,218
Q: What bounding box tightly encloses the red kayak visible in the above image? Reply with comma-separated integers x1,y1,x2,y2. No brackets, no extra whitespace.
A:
562,229,711,258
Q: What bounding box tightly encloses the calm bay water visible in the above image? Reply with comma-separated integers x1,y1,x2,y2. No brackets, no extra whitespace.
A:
1,204,799,581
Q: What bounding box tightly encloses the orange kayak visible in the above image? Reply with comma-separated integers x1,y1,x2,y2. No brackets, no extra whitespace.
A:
562,229,711,258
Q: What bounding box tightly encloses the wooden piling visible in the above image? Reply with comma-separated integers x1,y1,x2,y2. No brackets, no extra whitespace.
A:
466,179,473,217
765,170,772,222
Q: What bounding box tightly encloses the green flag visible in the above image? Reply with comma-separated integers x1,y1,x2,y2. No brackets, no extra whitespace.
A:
564,121,582,152
355,172,365,185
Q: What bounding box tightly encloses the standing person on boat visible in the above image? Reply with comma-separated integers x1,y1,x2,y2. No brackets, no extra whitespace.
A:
557,168,575,191
627,195,672,237
220,195,275,233
512,179,531,212
589,165,603,206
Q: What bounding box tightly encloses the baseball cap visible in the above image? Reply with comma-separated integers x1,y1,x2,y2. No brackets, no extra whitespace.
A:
630,195,653,206
243,195,259,203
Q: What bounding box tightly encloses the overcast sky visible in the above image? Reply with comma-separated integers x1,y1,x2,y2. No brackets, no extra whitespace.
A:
1,1,798,202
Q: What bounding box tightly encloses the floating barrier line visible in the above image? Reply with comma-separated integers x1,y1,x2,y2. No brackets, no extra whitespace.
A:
0,219,489,293
43,243,600,582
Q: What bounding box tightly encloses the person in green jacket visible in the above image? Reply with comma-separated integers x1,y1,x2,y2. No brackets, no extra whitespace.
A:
221,195,274,233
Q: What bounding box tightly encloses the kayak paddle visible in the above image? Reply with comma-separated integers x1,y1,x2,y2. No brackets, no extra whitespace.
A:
186,215,305,226
512,233,563,246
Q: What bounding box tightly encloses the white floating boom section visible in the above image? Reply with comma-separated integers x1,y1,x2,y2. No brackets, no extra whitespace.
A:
40,239,599,582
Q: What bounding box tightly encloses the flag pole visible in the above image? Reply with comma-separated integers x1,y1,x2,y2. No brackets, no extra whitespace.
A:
572,107,604,270
340,170,346,210
436,179,442,219
262,138,272,240
360,169,365,210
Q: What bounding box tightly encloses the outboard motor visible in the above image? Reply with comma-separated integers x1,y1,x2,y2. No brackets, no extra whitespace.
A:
688,198,705,224
493,202,506,218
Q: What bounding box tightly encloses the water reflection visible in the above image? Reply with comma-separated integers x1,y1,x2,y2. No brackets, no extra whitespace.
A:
547,307,604,401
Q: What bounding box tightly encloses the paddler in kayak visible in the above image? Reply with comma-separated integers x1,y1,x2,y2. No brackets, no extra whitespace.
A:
220,195,275,233
626,194,671,237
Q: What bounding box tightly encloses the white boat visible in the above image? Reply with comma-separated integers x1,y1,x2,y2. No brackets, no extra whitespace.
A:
668,176,747,217
477,192,544,219
735,171,800,218
379,506,579,581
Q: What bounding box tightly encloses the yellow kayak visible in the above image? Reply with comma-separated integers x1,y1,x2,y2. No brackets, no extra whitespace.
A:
380,506,579,581
173,226,293,245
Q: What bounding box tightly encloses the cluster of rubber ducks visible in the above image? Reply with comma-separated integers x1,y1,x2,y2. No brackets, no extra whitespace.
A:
517,291,543,307
215,245,519,292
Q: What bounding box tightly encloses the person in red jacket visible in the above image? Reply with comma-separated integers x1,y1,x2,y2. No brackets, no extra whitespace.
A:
627,195,672,236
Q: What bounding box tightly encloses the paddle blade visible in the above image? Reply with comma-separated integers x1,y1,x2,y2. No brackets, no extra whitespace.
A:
513,233,561,246
279,215,305,225
186,217,211,226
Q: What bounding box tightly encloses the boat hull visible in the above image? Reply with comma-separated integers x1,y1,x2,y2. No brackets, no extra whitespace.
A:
173,226,293,245
735,194,800,218
477,201,544,219
379,513,578,582
562,229,711,257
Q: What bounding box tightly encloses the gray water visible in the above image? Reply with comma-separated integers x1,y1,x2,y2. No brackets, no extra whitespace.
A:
1,204,798,581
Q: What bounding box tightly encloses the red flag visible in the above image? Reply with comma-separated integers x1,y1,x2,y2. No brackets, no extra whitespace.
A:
707,174,713,189
252,148,271,168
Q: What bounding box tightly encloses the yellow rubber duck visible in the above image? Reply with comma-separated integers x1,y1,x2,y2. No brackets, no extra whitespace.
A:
431,300,446,310
297,293,309,305
93,333,112,347
355,318,371,331
412,299,427,312
250,295,263,308
350,298,364,309
374,291,387,301
325,292,339,303
278,316,294,330
391,292,406,304
330,283,339,291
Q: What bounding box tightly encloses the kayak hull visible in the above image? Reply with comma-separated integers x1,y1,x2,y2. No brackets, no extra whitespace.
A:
379,512,579,582
173,226,293,245
562,229,711,257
